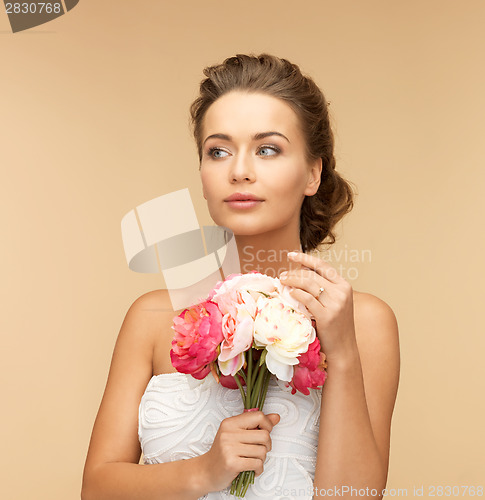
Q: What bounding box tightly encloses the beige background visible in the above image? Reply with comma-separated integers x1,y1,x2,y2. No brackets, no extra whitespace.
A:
1,1,484,498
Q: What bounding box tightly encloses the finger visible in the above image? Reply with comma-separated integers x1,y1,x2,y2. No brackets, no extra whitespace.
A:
238,443,270,461
281,267,328,281
288,286,326,312
238,412,277,432
239,457,265,477
287,251,343,284
280,272,332,298
233,429,272,452
267,413,280,425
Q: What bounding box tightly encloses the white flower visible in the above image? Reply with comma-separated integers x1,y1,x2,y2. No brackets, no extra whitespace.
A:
211,272,280,302
253,296,316,381
275,280,313,321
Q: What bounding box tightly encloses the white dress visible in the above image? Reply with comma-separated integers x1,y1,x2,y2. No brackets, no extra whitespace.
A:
138,371,322,499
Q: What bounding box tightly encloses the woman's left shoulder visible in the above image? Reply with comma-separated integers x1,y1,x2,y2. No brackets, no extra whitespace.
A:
352,289,397,316
351,289,400,347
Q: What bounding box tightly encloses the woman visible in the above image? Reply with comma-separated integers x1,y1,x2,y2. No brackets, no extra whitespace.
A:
82,53,400,499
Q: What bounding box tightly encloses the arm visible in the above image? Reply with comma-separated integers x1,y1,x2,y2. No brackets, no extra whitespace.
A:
313,293,400,499
280,252,400,499
81,290,212,500
81,290,280,500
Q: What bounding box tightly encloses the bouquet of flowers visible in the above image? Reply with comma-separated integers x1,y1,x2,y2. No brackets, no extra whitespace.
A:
170,271,328,497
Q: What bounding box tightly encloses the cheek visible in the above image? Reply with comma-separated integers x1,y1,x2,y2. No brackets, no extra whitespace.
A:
200,169,224,214
271,168,307,198
200,169,216,197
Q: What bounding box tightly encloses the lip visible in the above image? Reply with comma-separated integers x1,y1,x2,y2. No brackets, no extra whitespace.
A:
225,199,263,209
224,192,264,202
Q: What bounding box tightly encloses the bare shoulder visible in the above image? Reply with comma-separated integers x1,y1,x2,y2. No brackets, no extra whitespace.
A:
133,289,186,375
351,289,400,373
119,289,176,353
352,290,400,344
130,288,174,315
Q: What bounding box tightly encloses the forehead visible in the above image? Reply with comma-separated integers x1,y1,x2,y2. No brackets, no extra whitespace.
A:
202,91,302,139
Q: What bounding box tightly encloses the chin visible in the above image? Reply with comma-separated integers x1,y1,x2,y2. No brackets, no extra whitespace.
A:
214,217,281,237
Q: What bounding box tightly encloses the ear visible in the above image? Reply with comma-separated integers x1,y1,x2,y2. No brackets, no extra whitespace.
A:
304,157,322,196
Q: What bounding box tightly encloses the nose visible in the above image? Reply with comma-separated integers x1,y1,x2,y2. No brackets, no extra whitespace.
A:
229,149,256,183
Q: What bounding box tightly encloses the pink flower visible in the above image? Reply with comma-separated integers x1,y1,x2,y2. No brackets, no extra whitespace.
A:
170,300,223,379
216,289,256,376
288,338,328,395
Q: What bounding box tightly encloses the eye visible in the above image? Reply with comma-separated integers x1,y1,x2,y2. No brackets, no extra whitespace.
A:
258,145,281,156
206,147,230,159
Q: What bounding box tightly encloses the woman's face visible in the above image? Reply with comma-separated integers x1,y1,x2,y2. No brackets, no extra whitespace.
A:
199,90,321,238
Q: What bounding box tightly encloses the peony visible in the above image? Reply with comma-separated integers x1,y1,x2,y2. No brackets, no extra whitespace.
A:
170,300,223,379
217,310,252,376
211,276,265,377
209,271,280,302
253,296,315,382
288,338,328,395
275,280,313,321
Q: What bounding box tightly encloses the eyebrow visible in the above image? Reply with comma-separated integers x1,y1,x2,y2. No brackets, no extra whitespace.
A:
202,131,290,146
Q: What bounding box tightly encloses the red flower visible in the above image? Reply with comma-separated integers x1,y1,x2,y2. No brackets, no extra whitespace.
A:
288,338,328,395
170,301,223,379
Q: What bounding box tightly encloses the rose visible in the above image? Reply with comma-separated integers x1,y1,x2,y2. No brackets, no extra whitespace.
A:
253,296,316,381
288,338,328,395
170,300,223,379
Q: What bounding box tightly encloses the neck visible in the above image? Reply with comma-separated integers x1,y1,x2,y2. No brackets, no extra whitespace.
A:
233,226,305,278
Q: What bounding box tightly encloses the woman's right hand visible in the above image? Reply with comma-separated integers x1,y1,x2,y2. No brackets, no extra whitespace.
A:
200,411,281,492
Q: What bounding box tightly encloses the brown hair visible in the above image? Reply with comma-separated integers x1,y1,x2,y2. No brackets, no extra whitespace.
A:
189,53,356,253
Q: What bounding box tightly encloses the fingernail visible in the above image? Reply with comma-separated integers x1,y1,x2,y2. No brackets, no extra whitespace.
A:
280,271,288,278
287,252,298,259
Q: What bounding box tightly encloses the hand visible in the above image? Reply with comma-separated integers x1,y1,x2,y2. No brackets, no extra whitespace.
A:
200,411,280,491
279,251,357,363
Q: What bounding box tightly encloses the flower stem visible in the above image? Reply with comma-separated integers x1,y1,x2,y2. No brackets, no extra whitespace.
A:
236,470,247,496
251,354,260,388
246,349,253,408
234,372,246,403
230,359,271,496
250,364,266,409
241,471,254,496
257,369,272,409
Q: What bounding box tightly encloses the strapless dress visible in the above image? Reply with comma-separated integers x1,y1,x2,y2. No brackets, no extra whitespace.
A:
138,371,322,499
